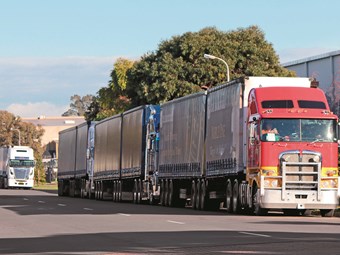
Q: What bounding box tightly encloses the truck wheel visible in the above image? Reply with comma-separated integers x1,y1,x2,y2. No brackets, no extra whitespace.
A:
80,179,85,198
232,180,239,214
160,180,165,206
225,179,232,213
58,181,62,196
133,180,137,204
200,180,207,210
112,181,116,202
137,179,142,204
164,179,170,206
191,180,197,209
100,182,104,200
320,209,334,217
252,185,267,216
94,182,97,199
195,180,201,210
118,181,122,202
168,179,174,207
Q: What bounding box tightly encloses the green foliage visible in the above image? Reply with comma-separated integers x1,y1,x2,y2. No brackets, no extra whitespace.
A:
34,156,46,185
127,26,295,107
86,58,134,121
86,26,295,120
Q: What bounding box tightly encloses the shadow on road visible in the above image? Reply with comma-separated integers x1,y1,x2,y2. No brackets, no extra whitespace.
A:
0,230,339,254
0,189,228,217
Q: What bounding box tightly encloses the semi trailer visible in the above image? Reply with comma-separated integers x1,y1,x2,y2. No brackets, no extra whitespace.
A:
93,105,160,203
58,76,340,216
58,122,96,197
158,76,339,216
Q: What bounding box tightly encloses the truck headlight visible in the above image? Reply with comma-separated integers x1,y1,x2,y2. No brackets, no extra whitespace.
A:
264,178,280,188
321,179,338,188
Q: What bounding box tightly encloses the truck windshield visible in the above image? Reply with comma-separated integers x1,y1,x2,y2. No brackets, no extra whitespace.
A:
9,159,35,167
261,119,337,142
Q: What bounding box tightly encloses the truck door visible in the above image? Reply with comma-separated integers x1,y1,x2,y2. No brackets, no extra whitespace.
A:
247,121,260,169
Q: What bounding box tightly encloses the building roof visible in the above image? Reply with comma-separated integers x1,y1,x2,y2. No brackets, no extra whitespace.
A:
283,50,340,67
22,116,85,145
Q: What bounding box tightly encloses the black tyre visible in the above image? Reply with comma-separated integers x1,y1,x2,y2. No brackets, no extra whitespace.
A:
320,209,334,217
160,180,165,206
195,180,201,210
225,179,232,213
232,180,239,214
191,180,197,209
200,180,207,210
168,180,174,207
252,185,268,216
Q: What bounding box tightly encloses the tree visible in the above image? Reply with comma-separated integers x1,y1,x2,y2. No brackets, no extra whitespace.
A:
126,26,295,107
0,110,45,184
86,58,134,121
62,94,94,116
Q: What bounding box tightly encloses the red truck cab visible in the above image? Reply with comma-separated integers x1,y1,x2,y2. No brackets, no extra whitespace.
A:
247,86,339,216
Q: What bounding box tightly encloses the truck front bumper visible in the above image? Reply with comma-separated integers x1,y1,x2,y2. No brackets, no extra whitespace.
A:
8,179,34,188
260,188,339,210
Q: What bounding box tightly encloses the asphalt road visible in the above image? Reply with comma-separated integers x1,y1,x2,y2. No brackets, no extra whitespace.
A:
0,189,340,255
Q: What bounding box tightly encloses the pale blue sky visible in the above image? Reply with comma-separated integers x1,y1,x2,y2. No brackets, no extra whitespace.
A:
0,0,339,117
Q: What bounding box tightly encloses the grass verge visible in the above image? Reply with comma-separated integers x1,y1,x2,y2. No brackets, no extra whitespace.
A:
33,182,58,191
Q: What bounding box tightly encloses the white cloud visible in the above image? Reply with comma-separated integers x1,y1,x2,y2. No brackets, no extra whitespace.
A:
6,102,69,118
0,56,121,114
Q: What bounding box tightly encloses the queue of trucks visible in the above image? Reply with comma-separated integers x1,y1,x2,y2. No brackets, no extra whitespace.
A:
0,146,35,189
58,76,340,216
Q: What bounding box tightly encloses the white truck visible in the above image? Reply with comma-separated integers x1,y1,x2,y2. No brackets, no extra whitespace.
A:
0,146,35,189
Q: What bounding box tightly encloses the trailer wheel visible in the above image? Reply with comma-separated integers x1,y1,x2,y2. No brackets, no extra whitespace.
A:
320,209,334,217
200,180,207,210
225,179,232,213
191,180,197,209
112,181,116,202
80,179,85,198
160,180,165,206
118,181,122,202
168,179,174,207
137,179,142,204
195,180,201,210
164,179,170,206
98,181,102,200
58,180,63,196
94,182,97,199
133,179,137,204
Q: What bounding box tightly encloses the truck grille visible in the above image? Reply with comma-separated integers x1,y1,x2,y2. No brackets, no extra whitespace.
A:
280,151,320,191
14,168,29,180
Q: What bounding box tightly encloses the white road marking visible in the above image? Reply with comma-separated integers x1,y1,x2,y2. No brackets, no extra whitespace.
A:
57,204,66,207
239,232,271,238
83,208,93,211
167,220,185,225
23,198,29,201
118,213,131,217
38,201,45,203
